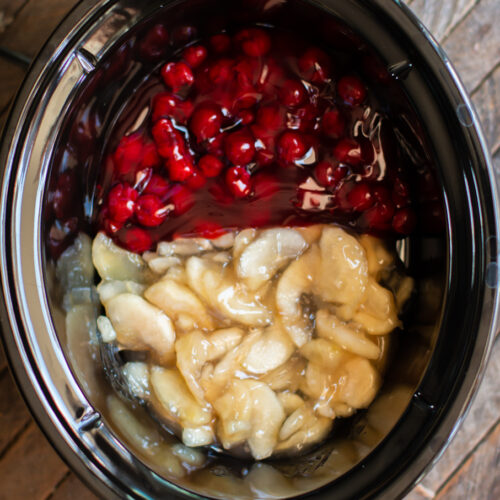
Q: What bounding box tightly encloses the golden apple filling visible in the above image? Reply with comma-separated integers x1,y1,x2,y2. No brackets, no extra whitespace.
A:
92,224,413,460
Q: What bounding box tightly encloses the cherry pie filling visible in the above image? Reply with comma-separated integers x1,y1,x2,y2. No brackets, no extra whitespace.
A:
95,25,418,254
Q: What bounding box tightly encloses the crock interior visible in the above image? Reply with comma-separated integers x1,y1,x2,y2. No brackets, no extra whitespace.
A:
36,0,489,498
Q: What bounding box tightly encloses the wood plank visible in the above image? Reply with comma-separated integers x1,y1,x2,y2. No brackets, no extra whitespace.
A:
472,64,500,154
493,148,500,195
0,110,7,138
0,371,32,455
406,333,500,499
407,0,477,43
435,419,500,499
49,472,98,500
0,422,68,500
0,58,26,113
408,484,434,500
442,0,500,93
0,0,79,58
0,343,6,373
0,0,28,34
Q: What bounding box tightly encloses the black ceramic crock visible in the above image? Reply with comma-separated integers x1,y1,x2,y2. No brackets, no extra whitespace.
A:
0,0,498,499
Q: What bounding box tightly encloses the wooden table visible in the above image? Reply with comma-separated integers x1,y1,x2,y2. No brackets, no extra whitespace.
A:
0,0,499,498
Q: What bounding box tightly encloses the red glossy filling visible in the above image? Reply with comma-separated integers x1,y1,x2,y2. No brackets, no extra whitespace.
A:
96,26,417,253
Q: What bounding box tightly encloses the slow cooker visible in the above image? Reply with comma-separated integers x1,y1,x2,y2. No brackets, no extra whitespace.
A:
0,0,498,498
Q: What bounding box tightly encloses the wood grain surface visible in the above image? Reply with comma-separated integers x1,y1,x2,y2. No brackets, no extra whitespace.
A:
0,0,499,499
435,421,500,499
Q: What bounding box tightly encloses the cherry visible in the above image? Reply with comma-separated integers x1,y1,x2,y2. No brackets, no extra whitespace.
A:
234,57,259,90
113,133,144,177
152,93,193,124
377,200,396,221
226,166,252,198
210,33,231,53
109,135,157,173
151,116,178,149
103,214,123,235
322,109,345,138
151,118,195,181
347,183,374,211
238,109,255,125
257,57,286,95
337,75,366,106
193,66,213,95
376,202,396,222
314,161,335,188
277,131,308,164
333,138,363,166
171,25,197,45
298,48,331,83
209,58,234,84
235,28,271,57
135,194,168,227
108,183,138,222
141,141,161,169
314,161,346,188
364,201,395,230
279,80,306,107
255,150,275,167
210,85,236,115
168,156,196,182
205,133,225,157
233,88,259,111
185,169,207,190
287,103,318,132
169,185,195,215
199,154,224,177
224,129,256,165
252,128,276,166
392,207,416,234
144,174,170,198
334,164,349,182
161,62,194,92
183,44,207,68
138,24,169,62
122,227,153,253
256,104,284,129
190,103,223,142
